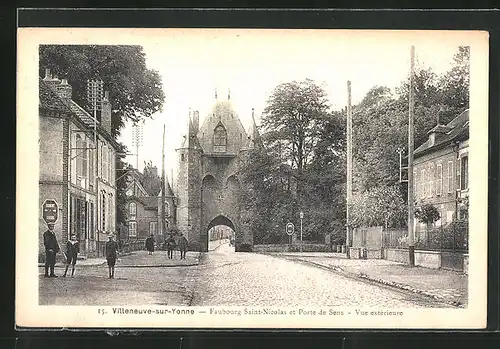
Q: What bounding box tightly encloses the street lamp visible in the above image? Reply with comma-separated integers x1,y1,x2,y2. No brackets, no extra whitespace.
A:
299,211,304,253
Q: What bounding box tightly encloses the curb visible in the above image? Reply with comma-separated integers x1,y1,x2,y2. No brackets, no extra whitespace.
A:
274,255,465,308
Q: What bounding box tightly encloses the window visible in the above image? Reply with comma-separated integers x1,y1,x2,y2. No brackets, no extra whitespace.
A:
82,139,88,180
76,134,83,177
436,163,443,196
108,148,113,183
420,169,425,199
129,221,137,237
89,145,94,187
461,156,469,190
129,202,137,218
90,202,94,239
101,192,106,231
149,221,157,235
429,164,434,198
447,161,453,193
102,145,108,181
213,124,227,152
181,154,185,162
457,157,462,192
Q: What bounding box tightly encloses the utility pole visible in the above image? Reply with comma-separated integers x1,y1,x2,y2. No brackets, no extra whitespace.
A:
346,80,352,259
161,124,166,238
408,46,416,267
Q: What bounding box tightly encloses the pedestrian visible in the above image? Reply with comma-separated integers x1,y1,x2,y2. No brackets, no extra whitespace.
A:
178,234,188,260
43,223,60,277
105,233,118,279
63,234,79,277
165,234,176,259
145,234,155,255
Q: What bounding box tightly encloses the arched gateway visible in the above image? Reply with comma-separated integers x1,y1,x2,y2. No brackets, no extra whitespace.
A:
175,95,261,252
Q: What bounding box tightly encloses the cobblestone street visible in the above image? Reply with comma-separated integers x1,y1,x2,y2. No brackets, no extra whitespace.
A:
39,251,199,306
39,243,455,308
190,243,453,308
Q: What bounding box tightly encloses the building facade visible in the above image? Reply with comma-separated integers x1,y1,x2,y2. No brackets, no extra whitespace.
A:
39,69,119,260
413,109,469,232
175,93,261,252
124,166,176,243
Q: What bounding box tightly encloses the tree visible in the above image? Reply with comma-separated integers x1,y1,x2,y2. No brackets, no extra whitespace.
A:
415,203,441,230
351,185,407,229
142,161,161,196
262,79,331,206
39,45,165,138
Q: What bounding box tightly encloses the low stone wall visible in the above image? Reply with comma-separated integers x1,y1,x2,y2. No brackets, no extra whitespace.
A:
382,248,409,264
253,244,333,253
383,248,466,272
415,250,441,269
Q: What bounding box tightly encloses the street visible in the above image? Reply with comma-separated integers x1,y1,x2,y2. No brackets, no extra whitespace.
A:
40,242,452,308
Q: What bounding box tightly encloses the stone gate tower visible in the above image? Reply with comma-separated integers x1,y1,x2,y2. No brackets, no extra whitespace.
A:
175,91,261,252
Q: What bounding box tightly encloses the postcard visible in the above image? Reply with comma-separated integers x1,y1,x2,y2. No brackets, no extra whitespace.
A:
16,28,488,329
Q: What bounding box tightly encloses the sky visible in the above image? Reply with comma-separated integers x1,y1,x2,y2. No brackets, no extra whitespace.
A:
117,30,464,188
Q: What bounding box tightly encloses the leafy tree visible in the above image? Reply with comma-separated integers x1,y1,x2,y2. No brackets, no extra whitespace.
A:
351,185,407,228
39,45,165,137
142,161,161,196
262,79,331,205
415,203,441,230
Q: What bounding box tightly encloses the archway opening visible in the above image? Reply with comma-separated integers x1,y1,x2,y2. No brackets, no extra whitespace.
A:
206,215,236,252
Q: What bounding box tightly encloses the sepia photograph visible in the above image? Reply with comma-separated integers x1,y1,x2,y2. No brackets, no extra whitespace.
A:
16,28,488,329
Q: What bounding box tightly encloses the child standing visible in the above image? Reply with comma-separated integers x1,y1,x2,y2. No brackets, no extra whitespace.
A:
63,234,79,277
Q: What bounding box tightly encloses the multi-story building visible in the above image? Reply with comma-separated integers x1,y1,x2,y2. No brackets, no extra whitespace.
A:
413,109,469,232
39,69,119,259
124,167,177,243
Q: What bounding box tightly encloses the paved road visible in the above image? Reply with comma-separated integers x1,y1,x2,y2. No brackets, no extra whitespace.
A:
191,243,452,308
39,252,199,306
39,243,452,308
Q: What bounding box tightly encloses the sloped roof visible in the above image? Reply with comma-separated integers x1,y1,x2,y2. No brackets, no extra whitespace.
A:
39,78,73,114
197,100,248,155
415,109,469,157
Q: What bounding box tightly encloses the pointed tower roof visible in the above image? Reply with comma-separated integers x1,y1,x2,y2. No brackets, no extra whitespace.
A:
197,99,248,155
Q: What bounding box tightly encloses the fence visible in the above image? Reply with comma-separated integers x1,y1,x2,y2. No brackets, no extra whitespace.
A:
382,220,468,252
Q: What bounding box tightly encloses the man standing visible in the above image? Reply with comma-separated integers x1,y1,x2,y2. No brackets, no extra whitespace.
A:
105,233,118,279
178,234,188,260
43,223,60,277
145,234,155,255
165,234,176,259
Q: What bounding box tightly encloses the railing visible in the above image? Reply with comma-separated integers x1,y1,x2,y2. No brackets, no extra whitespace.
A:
382,220,468,252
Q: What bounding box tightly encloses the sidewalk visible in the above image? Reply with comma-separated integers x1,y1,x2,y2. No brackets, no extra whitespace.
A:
270,252,468,307
38,250,200,268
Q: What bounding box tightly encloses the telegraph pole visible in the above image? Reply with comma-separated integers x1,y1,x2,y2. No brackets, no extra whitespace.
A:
408,46,416,267
346,80,353,259
161,125,166,237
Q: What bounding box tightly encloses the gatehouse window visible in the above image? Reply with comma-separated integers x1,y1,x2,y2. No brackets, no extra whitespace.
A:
129,202,137,218
213,124,227,152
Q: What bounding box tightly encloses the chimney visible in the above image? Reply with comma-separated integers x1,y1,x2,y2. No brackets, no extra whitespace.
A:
42,68,61,91
56,78,73,100
101,90,112,135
